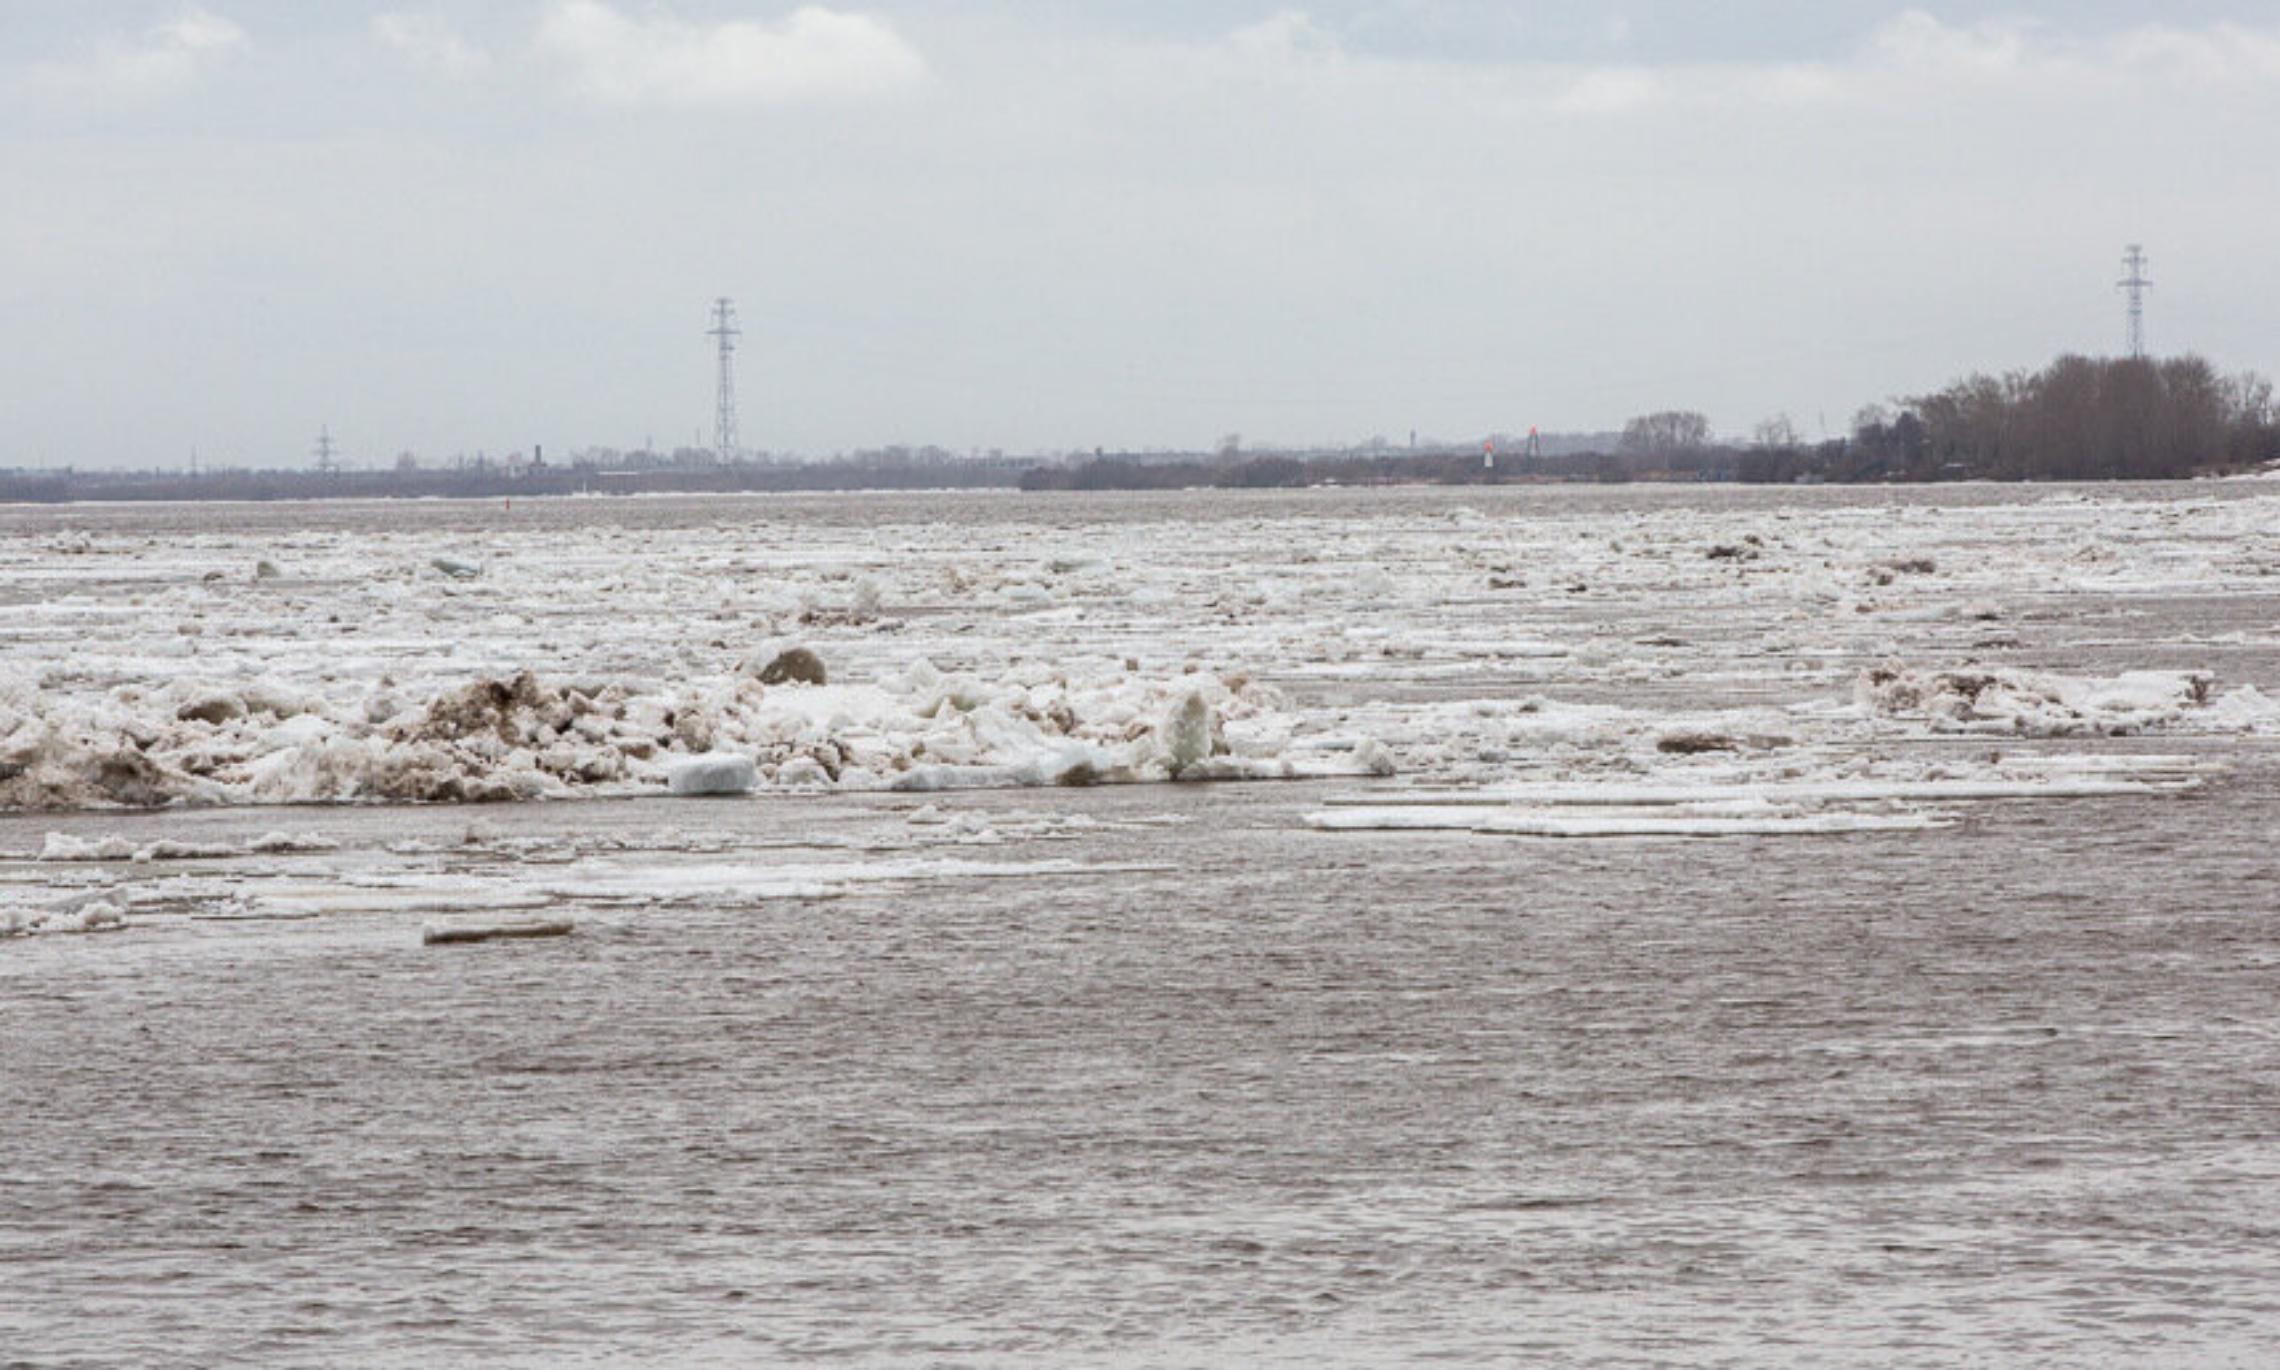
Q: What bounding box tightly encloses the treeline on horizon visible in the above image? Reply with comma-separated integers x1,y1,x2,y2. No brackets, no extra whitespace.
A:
1759,352,2279,484
1024,353,2280,491
11,353,2277,503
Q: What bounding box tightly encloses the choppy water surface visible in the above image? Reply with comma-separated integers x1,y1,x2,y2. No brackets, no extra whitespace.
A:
5,485,2279,1365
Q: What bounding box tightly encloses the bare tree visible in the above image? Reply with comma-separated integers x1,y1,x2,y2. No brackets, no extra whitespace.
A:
1619,410,1712,457
1884,353,2268,481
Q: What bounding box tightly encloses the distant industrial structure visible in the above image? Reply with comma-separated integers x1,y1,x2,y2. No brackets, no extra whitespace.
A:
707,297,740,464
2118,244,2152,359
312,424,339,474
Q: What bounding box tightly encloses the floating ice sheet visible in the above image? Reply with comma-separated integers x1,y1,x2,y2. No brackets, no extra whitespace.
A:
1307,806,1950,838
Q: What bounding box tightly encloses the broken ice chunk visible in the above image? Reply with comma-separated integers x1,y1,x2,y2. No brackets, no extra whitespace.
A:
667,751,757,796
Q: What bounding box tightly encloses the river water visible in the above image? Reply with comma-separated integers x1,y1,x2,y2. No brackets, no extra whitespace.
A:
4,485,2279,1364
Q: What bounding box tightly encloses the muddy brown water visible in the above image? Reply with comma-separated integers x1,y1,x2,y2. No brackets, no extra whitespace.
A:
6,769,2279,1366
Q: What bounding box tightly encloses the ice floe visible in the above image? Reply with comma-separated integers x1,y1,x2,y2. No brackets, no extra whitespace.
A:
0,656,1355,810
1306,753,2219,841
8,484,2280,823
2,892,128,937
35,830,338,862
1851,664,2274,736
1307,806,1948,838
668,752,758,797
422,918,574,946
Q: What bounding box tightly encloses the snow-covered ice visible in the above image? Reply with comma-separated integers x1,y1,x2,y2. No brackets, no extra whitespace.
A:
4,484,2277,833
1,891,128,937
667,751,758,796
36,830,338,861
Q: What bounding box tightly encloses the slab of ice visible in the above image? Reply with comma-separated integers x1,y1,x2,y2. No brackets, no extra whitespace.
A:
2,893,128,936
248,831,340,854
536,856,1156,906
421,919,575,945
1855,664,2274,737
33,831,338,862
1324,776,2203,809
38,833,138,862
1162,690,1215,774
668,752,757,797
1306,806,1948,838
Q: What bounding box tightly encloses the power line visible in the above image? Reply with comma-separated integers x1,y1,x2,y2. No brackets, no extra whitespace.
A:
313,424,338,474
2118,245,2152,359
707,298,740,463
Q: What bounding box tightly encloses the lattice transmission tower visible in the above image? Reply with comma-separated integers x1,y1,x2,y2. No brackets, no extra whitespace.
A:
707,298,741,463
2117,245,2152,359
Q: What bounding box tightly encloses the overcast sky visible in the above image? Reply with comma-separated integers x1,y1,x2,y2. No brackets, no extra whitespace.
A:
6,3,2278,466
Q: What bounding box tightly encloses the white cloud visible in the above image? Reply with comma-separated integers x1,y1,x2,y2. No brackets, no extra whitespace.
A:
1162,10,2280,123
1868,10,2034,78
1862,10,2280,88
373,12,491,80
1225,11,1340,62
535,1,926,107
24,7,247,103
2108,23,2280,80
1547,66,1662,115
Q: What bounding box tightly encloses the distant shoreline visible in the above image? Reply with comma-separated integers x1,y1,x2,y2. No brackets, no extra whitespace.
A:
0,462,1036,505
0,456,2260,506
